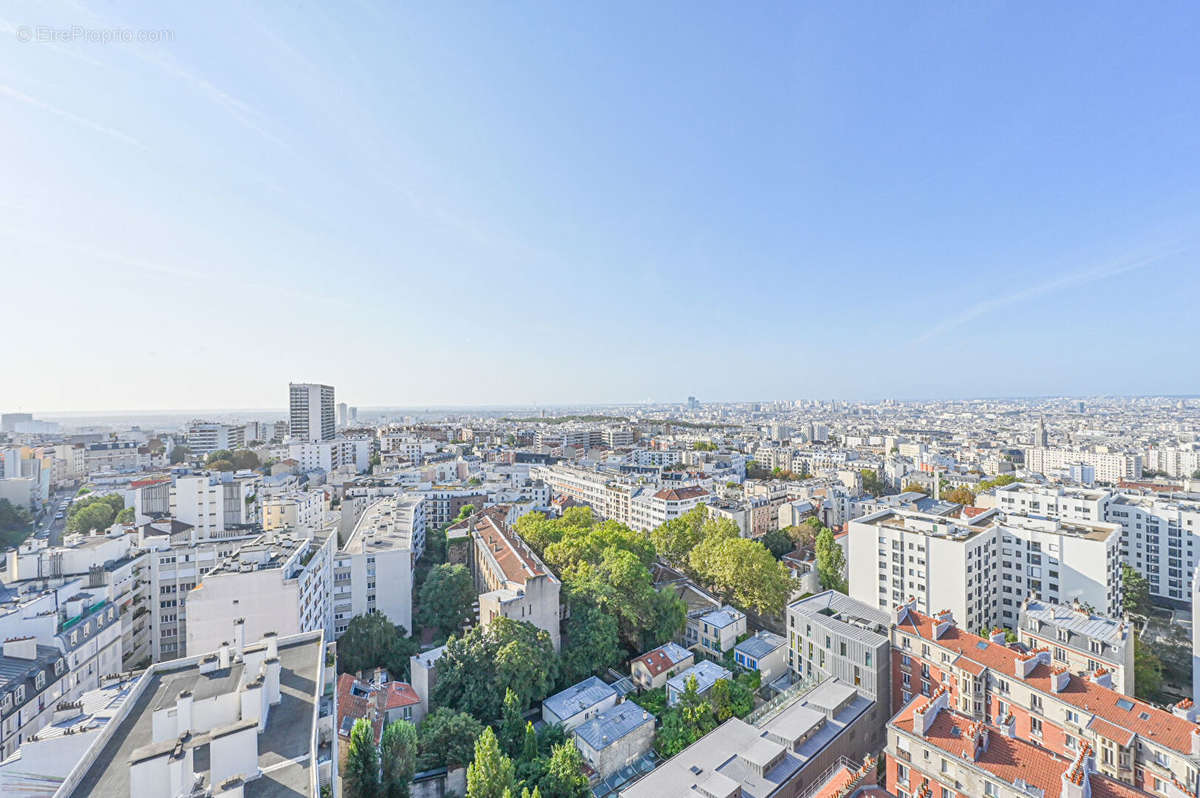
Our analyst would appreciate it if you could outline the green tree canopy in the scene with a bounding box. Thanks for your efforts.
[230,449,260,470]
[1122,565,1151,616]
[815,527,848,593]
[66,493,125,534]
[759,528,794,559]
[559,602,622,686]
[380,720,418,798]
[416,563,475,638]
[688,530,796,615]
[650,505,708,566]
[976,474,1018,491]
[0,499,34,547]
[537,741,589,798]
[433,617,558,722]
[466,727,516,798]
[169,445,189,464]
[345,717,381,798]
[337,613,418,681]
[1134,634,1163,700]
[499,688,526,758]
[206,449,234,464]
[416,708,484,770]
[860,469,891,497]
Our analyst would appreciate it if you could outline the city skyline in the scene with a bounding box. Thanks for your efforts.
[5,1,1199,409]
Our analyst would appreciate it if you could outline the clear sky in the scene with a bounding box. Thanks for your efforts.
[3,1,1198,412]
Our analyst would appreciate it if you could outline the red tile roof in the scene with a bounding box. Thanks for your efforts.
[897,607,1199,756]
[892,703,1150,798]
[631,644,691,677]
[652,486,709,501]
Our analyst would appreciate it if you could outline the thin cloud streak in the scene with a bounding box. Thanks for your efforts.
[910,248,1184,344]
[0,83,144,148]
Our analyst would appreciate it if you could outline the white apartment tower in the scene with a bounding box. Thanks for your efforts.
[289,382,336,442]
[848,507,1121,633]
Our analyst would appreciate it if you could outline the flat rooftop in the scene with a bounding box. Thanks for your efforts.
[343,496,421,554]
[69,634,323,798]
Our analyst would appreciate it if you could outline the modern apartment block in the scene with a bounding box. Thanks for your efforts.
[262,489,326,531]
[1017,596,1135,696]
[889,601,1200,795]
[184,421,242,457]
[184,528,335,656]
[289,382,336,442]
[848,507,1122,633]
[628,486,710,532]
[1024,447,1143,484]
[787,591,890,703]
[334,495,425,636]
[137,520,259,662]
[991,482,1200,607]
[469,507,562,651]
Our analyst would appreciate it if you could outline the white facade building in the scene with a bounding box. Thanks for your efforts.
[334,496,425,636]
[184,529,335,657]
[289,382,336,442]
[848,507,1121,633]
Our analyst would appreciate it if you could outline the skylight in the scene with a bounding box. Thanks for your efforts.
[1115,698,1134,711]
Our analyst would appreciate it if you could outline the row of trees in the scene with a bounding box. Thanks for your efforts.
[66,493,132,533]
[204,448,260,471]
[344,717,419,798]
[651,506,797,615]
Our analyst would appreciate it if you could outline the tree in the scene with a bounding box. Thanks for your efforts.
[0,499,33,548]
[206,449,234,464]
[1122,565,1151,616]
[337,613,419,681]
[230,449,260,470]
[976,474,1018,491]
[688,532,796,615]
[942,486,975,506]
[115,507,135,524]
[169,445,190,464]
[416,708,484,770]
[650,506,708,566]
[759,528,793,559]
[860,469,891,497]
[1134,634,1163,699]
[655,675,716,756]
[537,741,589,798]
[499,688,526,758]
[466,727,516,798]
[417,564,475,638]
[433,618,558,722]
[521,721,538,763]
[380,720,419,798]
[67,493,125,533]
[559,603,622,685]
[456,504,477,522]
[901,482,927,494]
[345,717,381,798]
[815,527,848,593]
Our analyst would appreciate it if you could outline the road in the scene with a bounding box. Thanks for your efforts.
[33,489,73,546]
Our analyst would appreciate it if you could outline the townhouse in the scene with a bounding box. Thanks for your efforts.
[889,601,1200,795]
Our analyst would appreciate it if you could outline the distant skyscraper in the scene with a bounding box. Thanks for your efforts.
[337,402,349,428]
[289,383,335,442]
[349,406,358,422]
[687,396,699,410]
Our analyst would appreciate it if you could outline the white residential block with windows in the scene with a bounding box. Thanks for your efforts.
[990,482,1200,606]
[184,529,335,657]
[334,495,425,636]
[848,507,1121,633]
[289,382,336,442]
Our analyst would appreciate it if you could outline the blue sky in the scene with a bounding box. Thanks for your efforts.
[3,1,1198,411]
